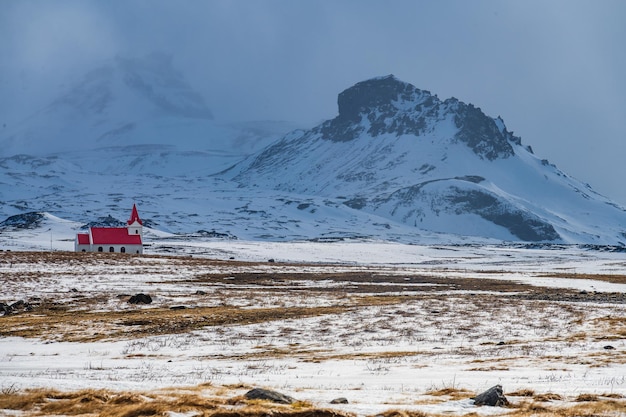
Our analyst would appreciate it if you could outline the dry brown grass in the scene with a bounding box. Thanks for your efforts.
[507,389,535,397]
[425,387,474,401]
[532,393,563,402]
[575,393,600,402]
[0,386,354,417]
[537,272,626,285]
[0,388,146,416]
[0,250,248,267]
[591,316,626,340]
[0,304,351,342]
[507,398,626,416]
[302,350,426,362]
[1,385,624,417]
[467,366,510,371]
[2,252,626,417]
[4,250,622,345]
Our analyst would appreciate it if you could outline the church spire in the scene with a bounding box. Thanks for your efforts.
[127,204,143,226]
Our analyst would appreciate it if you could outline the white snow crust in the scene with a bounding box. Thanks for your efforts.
[0,222,625,416]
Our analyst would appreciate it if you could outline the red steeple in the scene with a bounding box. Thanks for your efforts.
[127,204,143,226]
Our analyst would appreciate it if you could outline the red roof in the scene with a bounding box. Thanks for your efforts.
[90,227,142,245]
[127,203,143,225]
[77,233,90,245]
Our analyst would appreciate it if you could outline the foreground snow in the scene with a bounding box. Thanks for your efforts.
[0,223,625,416]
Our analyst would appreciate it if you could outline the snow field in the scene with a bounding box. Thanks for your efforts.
[0,244,624,416]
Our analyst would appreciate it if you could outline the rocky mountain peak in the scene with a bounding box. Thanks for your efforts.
[316,75,520,160]
[316,75,437,143]
[232,74,626,243]
[336,74,432,121]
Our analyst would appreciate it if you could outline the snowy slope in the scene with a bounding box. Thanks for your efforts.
[0,156,452,242]
[231,75,626,244]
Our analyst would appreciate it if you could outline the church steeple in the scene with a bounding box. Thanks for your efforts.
[127,203,143,226]
[127,204,143,236]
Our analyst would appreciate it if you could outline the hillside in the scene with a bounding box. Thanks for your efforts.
[230,75,626,243]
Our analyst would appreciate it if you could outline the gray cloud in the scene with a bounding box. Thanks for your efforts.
[1,0,625,204]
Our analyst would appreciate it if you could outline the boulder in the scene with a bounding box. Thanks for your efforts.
[330,397,349,404]
[472,385,509,407]
[128,294,152,304]
[244,388,295,404]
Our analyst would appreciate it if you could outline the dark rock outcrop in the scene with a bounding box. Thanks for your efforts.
[0,212,44,230]
[244,388,295,404]
[375,180,560,242]
[315,75,519,160]
[317,75,432,143]
[472,385,509,407]
[330,397,349,404]
[81,215,124,229]
[1,300,32,315]
[452,102,516,160]
[195,229,237,239]
[128,293,152,304]
[446,188,560,241]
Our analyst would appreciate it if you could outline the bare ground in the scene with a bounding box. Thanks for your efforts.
[0,251,624,416]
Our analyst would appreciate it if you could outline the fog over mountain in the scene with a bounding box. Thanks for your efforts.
[1,1,625,205]
[0,52,217,155]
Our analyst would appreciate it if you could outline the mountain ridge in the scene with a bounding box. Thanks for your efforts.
[1,68,625,245]
[316,75,519,160]
[231,75,626,243]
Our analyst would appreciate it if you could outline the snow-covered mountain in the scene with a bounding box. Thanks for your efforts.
[1,71,625,244]
[229,75,626,243]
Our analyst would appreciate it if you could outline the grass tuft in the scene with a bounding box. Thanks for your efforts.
[507,389,535,397]
[533,393,563,402]
[575,393,599,402]
[425,387,474,401]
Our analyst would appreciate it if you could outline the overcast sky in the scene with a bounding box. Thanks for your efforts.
[1,0,625,205]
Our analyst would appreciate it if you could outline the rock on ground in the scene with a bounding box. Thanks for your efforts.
[472,385,509,407]
[244,388,295,404]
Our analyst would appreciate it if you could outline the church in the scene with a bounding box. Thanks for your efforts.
[75,204,144,254]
